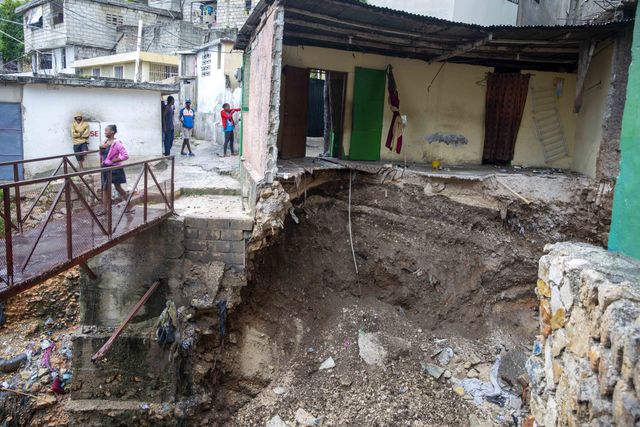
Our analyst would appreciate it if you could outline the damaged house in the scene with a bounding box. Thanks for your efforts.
[234,0,633,187]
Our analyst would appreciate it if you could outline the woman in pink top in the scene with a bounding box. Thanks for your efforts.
[100,124,129,213]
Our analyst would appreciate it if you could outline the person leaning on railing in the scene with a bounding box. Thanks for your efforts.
[71,112,90,170]
[99,124,131,215]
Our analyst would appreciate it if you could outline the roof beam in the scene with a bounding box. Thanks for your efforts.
[285,7,468,42]
[283,30,435,57]
[429,34,493,64]
[285,18,454,50]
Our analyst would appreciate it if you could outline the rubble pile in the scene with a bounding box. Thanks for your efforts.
[0,269,80,426]
[528,242,640,426]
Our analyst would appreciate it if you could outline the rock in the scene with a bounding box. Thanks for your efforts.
[552,329,569,357]
[540,299,552,325]
[358,331,411,366]
[421,362,445,380]
[453,385,465,396]
[339,377,352,387]
[589,346,602,371]
[272,387,287,396]
[295,408,322,426]
[499,349,528,387]
[266,415,288,427]
[560,281,574,312]
[35,395,56,409]
[537,279,551,298]
[434,347,454,366]
[550,286,564,314]
[466,369,479,379]
[551,308,566,330]
[318,357,335,370]
[443,370,452,379]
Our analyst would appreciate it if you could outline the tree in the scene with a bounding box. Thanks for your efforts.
[0,0,25,65]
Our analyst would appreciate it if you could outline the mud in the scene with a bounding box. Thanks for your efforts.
[212,171,607,426]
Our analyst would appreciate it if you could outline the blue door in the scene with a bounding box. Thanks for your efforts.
[0,103,24,180]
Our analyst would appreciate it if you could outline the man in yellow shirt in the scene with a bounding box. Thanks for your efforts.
[71,112,90,169]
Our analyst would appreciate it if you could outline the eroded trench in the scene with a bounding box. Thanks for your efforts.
[211,169,609,426]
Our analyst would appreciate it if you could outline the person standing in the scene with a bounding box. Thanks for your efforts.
[163,96,175,156]
[100,124,129,213]
[220,103,241,157]
[179,99,195,156]
[71,112,90,169]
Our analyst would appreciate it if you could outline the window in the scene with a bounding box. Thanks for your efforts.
[26,6,43,29]
[114,65,124,79]
[92,68,101,77]
[106,14,123,26]
[199,1,217,24]
[149,63,178,82]
[217,44,222,70]
[245,0,252,14]
[51,6,64,26]
[39,52,52,70]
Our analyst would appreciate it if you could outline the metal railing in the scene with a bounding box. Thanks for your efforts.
[0,154,175,299]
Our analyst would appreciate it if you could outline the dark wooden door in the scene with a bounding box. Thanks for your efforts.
[280,66,309,159]
[482,72,530,164]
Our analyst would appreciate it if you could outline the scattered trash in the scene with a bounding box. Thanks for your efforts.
[59,347,73,360]
[306,347,316,353]
[434,347,454,366]
[156,301,178,348]
[295,408,323,426]
[319,357,335,370]
[41,341,55,370]
[217,300,228,339]
[272,387,288,396]
[289,207,300,224]
[139,402,150,411]
[0,353,28,373]
[44,317,54,327]
[51,376,65,395]
[460,357,522,409]
[421,362,445,380]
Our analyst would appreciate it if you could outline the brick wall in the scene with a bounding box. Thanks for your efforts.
[528,242,640,426]
[183,216,253,269]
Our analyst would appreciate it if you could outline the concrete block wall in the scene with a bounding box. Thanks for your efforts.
[64,0,174,51]
[22,2,67,51]
[183,216,253,269]
[182,0,253,29]
[528,242,640,426]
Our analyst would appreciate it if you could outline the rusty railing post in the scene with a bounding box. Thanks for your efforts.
[65,177,72,260]
[170,156,175,212]
[143,163,148,223]
[3,186,13,286]
[12,164,22,233]
[107,169,112,238]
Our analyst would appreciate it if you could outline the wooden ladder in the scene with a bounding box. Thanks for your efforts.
[530,86,569,164]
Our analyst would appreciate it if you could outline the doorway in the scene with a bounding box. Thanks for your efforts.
[482,72,530,165]
[279,66,347,159]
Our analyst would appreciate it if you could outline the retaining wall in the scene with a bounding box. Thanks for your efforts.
[528,242,640,426]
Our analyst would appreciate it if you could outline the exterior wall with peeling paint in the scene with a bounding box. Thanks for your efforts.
[17,83,162,176]
[242,4,283,183]
[282,44,606,174]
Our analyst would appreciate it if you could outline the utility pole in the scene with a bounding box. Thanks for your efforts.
[134,19,143,83]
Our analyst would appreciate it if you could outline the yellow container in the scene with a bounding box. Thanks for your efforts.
[431,160,441,170]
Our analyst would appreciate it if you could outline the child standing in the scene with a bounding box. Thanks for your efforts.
[220,103,241,157]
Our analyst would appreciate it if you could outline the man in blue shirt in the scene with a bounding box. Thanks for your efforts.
[179,99,195,156]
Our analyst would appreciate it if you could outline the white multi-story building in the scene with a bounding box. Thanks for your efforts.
[368,0,519,26]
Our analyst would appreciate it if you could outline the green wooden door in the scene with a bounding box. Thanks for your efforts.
[350,67,385,161]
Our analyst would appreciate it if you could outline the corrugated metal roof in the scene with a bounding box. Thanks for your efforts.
[236,0,633,72]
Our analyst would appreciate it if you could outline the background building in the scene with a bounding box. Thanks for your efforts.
[368,0,519,26]
[72,51,179,82]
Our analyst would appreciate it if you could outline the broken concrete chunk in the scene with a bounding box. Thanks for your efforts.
[537,279,551,298]
[434,347,454,366]
[35,394,57,409]
[358,330,411,367]
[421,362,445,380]
[318,357,335,370]
[294,408,323,426]
[550,286,564,315]
[551,329,569,357]
[499,350,528,387]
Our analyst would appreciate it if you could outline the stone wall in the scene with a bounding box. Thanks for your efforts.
[528,242,640,426]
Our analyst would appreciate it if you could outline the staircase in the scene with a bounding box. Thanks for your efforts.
[530,86,569,164]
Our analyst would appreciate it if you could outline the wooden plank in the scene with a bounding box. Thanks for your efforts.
[429,34,493,64]
[574,40,596,113]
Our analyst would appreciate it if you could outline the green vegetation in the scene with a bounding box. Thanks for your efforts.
[0,0,25,65]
